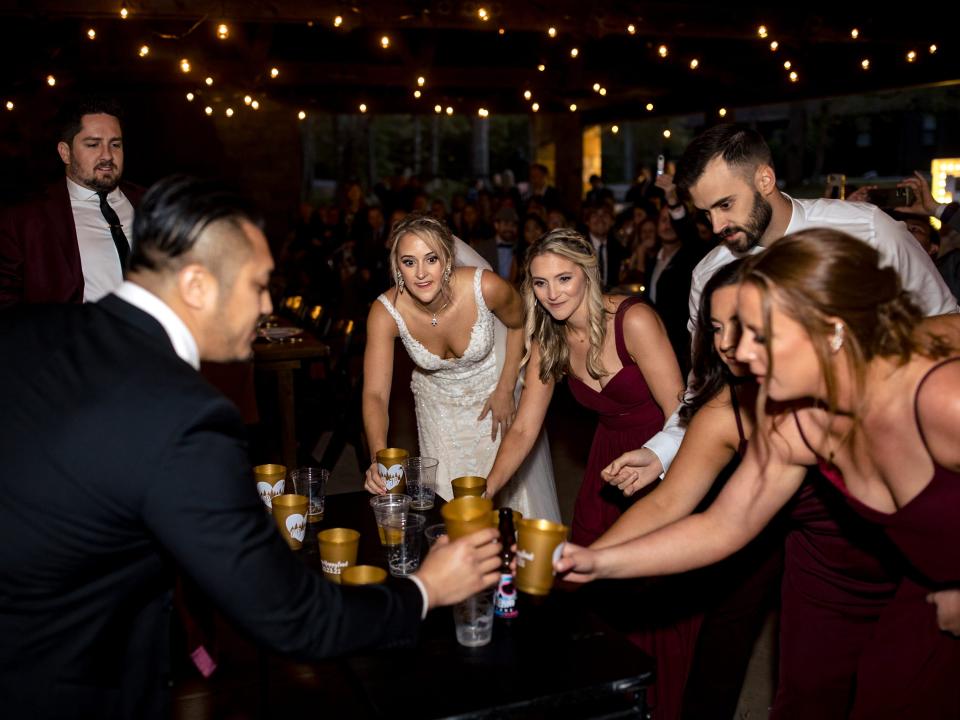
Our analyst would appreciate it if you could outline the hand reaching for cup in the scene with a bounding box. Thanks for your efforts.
[363,462,386,495]
[600,448,664,497]
[553,542,601,584]
[414,528,502,609]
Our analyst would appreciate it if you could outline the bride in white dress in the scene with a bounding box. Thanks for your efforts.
[362,213,560,522]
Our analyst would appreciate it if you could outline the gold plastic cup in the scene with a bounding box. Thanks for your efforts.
[376,448,409,495]
[272,494,308,550]
[516,518,569,596]
[341,565,388,586]
[317,528,360,583]
[441,496,494,540]
[253,464,286,511]
[451,475,486,498]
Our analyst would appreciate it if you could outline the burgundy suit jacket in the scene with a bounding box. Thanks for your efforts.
[0,178,145,307]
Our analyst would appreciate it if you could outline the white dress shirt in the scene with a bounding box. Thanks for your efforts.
[67,178,135,303]
[644,194,959,477]
[112,282,200,370]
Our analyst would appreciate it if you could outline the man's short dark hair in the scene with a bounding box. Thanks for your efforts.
[128,175,261,277]
[674,124,773,192]
[57,96,125,145]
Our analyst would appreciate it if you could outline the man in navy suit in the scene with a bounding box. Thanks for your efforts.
[0,176,501,719]
[0,97,144,307]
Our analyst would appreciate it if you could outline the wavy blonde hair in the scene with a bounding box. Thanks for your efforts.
[520,228,609,383]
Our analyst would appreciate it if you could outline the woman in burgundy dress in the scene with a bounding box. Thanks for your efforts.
[558,228,960,718]
[485,228,688,718]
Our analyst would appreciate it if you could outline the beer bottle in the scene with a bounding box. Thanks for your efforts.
[494,507,519,620]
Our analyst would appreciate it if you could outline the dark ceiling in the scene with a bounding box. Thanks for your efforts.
[2,1,956,122]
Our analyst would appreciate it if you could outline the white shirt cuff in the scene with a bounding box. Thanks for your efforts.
[407,575,430,619]
[668,204,686,221]
[642,408,686,475]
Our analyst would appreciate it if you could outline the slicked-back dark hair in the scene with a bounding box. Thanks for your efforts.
[57,96,125,145]
[128,175,261,275]
[674,124,773,192]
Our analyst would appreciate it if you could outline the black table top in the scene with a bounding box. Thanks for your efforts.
[269,491,655,719]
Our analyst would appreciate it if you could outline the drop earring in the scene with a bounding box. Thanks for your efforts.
[442,264,451,286]
[830,322,844,352]
[396,270,404,294]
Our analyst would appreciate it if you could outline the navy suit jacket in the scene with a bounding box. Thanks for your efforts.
[0,178,144,307]
[0,296,422,719]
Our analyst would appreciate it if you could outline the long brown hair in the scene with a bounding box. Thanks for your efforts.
[741,228,949,423]
[519,228,608,383]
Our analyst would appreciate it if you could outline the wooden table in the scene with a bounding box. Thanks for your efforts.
[252,332,329,470]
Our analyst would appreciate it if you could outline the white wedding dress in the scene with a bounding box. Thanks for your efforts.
[376,255,561,522]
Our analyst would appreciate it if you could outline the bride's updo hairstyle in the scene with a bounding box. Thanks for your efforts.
[520,228,608,384]
[741,228,949,419]
[388,212,456,302]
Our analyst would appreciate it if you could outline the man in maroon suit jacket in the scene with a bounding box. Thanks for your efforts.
[0,97,144,307]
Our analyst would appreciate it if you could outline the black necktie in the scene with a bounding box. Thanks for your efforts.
[98,191,129,268]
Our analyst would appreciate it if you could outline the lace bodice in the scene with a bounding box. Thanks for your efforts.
[376,267,497,398]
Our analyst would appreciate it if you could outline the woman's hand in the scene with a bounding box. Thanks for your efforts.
[927,589,960,636]
[363,461,387,495]
[479,386,517,441]
[554,542,600,583]
[600,448,664,497]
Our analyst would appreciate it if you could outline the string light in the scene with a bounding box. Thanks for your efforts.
[531,102,540,112]
[46,75,56,87]
[547,27,557,38]
[139,45,149,57]
[498,27,505,35]
[251,100,259,110]
[930,44,938,54]
[689,58,699,69]
[850,28,859,39]
[434,104,442,113]
[645,102,654,111]
[537,63,546,72]
[334,15,343,27]
[225,107,234,117]
[445,106,453,115]
[180,58,191,73]
[861,58,870,70]
[380,35,390,48]
[270,67,279,78]
[298,110,307,120]
[570,47,579,58]
[204,106,213,115]
[186,92,195,101]
[769,41,779,51]
[611,124,619,134]
[592,83,601,92]
[478,107,489,117]
[417,76,425,87]
[663,129,672,138]
[719,107,727,117]
[658,45,668,58]
[789,71,799,82]
[599,87,607,96]
[217,23,229,40]
[523,90,532,100]
[569,103,577,112]
[757,25,768,39]
[906,50,917,63]
[413,90,421,98]
[5,101,14,111]
[359,103,367,113]
[205,76,213,86]
[627,24,636,35]
[478,7,488,21]
[87,28,96,40]
[783,60,792,70]
[119,4,129,19]
[244,95,252,105]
